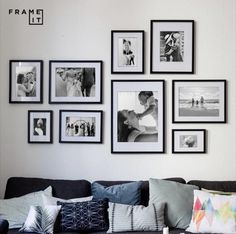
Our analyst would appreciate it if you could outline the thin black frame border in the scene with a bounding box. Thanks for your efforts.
[49,60,103,104]
[150,20,194,74]
[172,79,227,123]
[28,110,53,144]
[111,30,145,74]
[172,129,207,154]
[59,110,103,144]
[9,60,43,104]
[111,79,165,154]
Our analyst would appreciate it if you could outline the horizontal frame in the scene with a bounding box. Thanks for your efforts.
[172,129,206,154]
[49,60,102,104]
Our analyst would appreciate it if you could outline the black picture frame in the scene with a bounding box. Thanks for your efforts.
[59,110,103,143]
[49,60,103,104]
[172,80,227,123]
[150,20,194,74]
[111,80,165,153]
[172,129,206,154]
[28,110,53,144]
[111,30,144,74]
[9,60,43,103]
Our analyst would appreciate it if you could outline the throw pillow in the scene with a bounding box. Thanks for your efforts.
[91,181,142,205]
[107,202,165,233]
[19,205,61,234]
[201,188,236,195]
[42,194,93,206]
[186,190,236,233]
[58,199,109,232]
[149,178,198,229]
[0,186,52,229]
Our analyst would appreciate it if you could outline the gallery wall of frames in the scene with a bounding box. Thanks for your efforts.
[9,20,227,154]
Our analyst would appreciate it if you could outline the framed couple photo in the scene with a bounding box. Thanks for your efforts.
[111,80,165,153]
[151,20,194,74]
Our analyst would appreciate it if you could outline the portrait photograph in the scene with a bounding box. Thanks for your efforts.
[172,129,206,153]
[59,110,103,143]
[28,110,53,143]
[111,80,165,153]
[9,60,43,103]
[151,20,194,73]
[111,31,144,74]
[49,60,102,104]
[172,80,226,123]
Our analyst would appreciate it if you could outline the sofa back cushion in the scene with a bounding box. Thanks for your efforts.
[4,177,91,199]
[188,180,236,192]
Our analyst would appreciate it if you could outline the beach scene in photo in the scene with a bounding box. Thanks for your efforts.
[178,86,220,117]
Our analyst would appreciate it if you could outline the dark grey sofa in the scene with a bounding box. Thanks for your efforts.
[1,177,236,234]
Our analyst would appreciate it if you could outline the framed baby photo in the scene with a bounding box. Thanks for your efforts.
[28,110,53,144]
[172,80,226,123]
[59,110,103,143]
[49,60,102,104]
[150,20,194,74]
[9,60,43,103]
[111,80,165,153]
[111,30,144,74]
[172,129,206,154]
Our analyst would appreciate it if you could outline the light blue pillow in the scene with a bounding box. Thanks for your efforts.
[92,181,142,205]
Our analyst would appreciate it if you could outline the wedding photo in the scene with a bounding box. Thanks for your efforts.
[33,118,46,136]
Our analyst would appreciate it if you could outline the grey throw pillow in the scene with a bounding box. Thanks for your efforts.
[149,178,198,229]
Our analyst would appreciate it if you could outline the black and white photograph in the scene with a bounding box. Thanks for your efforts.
[151,20,194,73]
[9,60,43,103]
[49,61,102,104]
[172,129,206,153]
[111,31,144,74]
[111,80,165,153]
[28,110,53,143]
[173,80,226,123]
[59,110,103,143]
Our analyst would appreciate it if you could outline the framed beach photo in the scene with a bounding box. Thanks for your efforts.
[150,20,194,74]
[172,129,206,154]
[9,60,43,103]
[49,60,102,104]
[172,80,226,123]
[59,110,103,143]
[111,30,144,74]
[111,80,165,153]
[28,110,53,144]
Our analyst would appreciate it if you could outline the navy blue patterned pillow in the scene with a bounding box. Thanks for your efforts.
[57,199,109,232]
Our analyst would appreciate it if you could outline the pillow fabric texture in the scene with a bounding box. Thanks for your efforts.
[19,205,61,234]
[58,199,109,232]
[0,186,52,229]
[186,190,236,233]
[91,181,142,205]
[107,202,165,233]
[201,188,236,195]
[149,178,198,229]
[42,194,93,206]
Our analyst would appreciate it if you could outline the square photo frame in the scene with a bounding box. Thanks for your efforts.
[49,60,102,104]
[150,20,194,74]
[111,30,144,74]
[111,80,165,153]
[28,110,53,143]
[172,129,206,154]
[172,80,226,123]
[9,60,43,103]
[59,110,103,143]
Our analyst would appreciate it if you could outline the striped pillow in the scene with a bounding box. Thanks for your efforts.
[107,202,165,233]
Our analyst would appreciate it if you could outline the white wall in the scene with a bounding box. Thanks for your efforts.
[0,0,235,198]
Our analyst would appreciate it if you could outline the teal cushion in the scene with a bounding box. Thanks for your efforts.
[92,181,142,205]
[149,178,198,229]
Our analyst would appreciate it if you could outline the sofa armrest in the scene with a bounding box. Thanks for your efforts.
[0,219,9,234]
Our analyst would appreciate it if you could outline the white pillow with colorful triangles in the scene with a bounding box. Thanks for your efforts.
[186,190,236,233]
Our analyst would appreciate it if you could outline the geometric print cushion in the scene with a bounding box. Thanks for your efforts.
[186,190,236,233]
[19,205,61,234]
[57,199,109,232]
